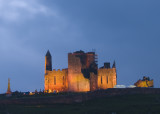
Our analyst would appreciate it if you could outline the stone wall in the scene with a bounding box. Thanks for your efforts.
[98,68,117,89]
[68,53,90,92]
[90,72,98,91]
[134,80,154,87]
[44,69,68,92]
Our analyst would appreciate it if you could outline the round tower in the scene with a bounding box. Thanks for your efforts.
[45,50,52,73]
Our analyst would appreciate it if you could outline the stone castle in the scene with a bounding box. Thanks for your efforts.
[44,50,117,93]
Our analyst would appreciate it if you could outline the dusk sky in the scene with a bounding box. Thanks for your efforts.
[0,0,160,93]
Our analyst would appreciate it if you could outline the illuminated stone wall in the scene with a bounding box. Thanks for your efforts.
[98,68,117,89]
[44,69,68,93]
[134,80,154,87]
[68,53,90,92]
[90,73,98,91]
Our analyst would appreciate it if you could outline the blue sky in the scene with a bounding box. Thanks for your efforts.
[0,0,160,93]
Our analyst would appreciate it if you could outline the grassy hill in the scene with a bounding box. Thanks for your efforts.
[0,94,160,114]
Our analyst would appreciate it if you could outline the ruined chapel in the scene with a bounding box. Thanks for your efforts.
[44,50,117,93]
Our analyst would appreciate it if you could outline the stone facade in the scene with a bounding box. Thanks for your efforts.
[45,69,68,92]
[44,50,117,93]
[98,67,117,89]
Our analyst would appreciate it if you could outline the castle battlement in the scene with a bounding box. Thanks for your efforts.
[68,50,96,55]
[52,69,67,72]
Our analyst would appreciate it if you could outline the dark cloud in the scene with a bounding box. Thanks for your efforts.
[0,0,160,93]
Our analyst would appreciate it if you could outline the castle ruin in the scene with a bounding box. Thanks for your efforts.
[44,50,117,92]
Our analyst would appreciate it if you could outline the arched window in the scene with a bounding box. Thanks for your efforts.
[54,76,56,85]
[101,76,102,84]
[63,76,65,85]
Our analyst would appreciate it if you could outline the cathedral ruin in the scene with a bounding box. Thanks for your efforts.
[44,50,117,93]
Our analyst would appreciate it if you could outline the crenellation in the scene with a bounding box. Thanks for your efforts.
[52,69,67,71]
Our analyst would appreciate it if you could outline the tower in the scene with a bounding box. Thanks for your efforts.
[68,50,98,92]
[45,50,52,73]
[6,78,11,94]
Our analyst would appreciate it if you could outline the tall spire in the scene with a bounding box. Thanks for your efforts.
[112,60,116,68]
[6,78,11,94]
[45,50,52,73]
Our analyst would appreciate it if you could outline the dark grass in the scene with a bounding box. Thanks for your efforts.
[1,94,160,114]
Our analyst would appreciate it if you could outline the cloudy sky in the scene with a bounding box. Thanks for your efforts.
[0,0,160,93]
